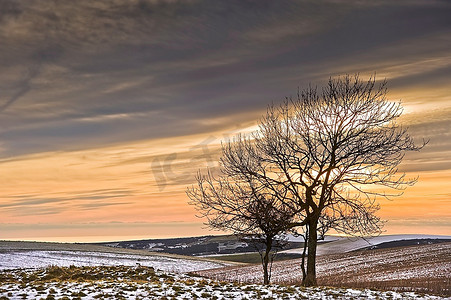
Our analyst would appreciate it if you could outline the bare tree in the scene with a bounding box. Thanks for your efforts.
[215,75,425,286]
[238,224,289,285]
[187,170,297,285]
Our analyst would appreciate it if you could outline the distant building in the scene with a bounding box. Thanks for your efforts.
[218,241,248,252]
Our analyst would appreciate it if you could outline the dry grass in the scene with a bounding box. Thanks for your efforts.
[315,242,451,297]
[0,265,157,284]
[318,278,451,297]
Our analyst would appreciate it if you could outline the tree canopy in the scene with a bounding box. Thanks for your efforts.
[188,74,425,286]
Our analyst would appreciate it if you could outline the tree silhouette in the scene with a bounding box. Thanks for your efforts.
[188,74,425,286]
[187,170,297,284]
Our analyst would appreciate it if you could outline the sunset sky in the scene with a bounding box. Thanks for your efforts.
[0,0,450,242]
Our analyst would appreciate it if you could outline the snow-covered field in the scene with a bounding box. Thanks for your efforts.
[0,240,232,273]
[0,265,446,299]
[0,250,228,273]
[1,240,450,299]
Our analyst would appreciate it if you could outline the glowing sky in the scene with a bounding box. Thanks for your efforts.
[0,0,450,242]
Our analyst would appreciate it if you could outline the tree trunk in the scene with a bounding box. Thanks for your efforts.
[300,226,308,282]
[303,219,318,286]
[262,236,272,285]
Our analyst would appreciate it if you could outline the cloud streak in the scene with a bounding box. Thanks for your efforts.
[0,189,134,217]
[0,0,450,239]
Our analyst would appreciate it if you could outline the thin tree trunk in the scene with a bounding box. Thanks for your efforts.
[303,219,318,286]
[300,226,308,282]
[262,236,272,285]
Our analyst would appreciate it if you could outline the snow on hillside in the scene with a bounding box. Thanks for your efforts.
[199,242,451,286]
[284,234,451,255]
[286,234,343,243]
[0,250,228,272]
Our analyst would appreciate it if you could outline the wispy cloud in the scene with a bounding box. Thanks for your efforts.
[1,189,134,216]
[0,0,450,239]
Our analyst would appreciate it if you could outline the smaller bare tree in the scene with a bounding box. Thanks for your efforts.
[187,171,295,285]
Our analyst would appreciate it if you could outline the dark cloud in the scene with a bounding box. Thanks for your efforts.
[0,1,22,23]
[389,66,451,90]
[0,44,63,113]
[0,0,450,158]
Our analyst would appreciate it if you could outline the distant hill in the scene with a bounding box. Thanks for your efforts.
[283,234,451,256]
[93,234,451,258]
[93,235,303,256]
